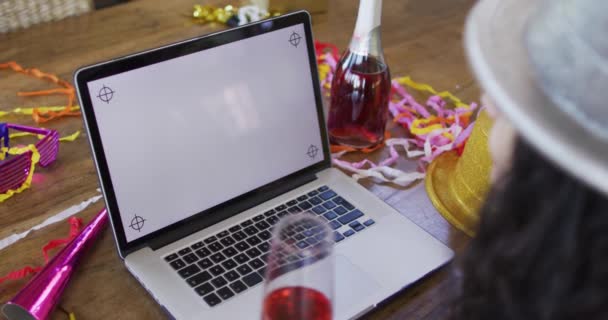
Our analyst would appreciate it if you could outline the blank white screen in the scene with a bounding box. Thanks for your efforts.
[87,24,323,242]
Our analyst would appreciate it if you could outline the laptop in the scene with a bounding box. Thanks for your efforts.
[74,11,453,320]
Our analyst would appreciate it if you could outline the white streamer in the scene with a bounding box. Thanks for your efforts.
[0,194,103,251]
[331,138,428,186]
[386,138,426,158]
[332,158,425,186]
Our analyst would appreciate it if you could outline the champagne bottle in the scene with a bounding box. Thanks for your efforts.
[328,0,391,148]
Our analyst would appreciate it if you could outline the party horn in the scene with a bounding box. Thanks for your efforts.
[2,208,108,320]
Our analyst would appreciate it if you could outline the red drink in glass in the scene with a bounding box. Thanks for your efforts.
[261,214,334,320]
[328,50,391,148]
[262,286,332,320]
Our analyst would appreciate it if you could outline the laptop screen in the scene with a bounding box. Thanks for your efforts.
[86,23,325,242]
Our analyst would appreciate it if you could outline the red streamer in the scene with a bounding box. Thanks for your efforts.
[0,217,83,285]
[314,41,340,61]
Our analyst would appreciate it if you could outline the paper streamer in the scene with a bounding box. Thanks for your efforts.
[0,194,103,252]
[333,157,426,186]
[58,306,77,320]
[0,217,83,285]
[315,41,482,186]
[394,76,469,109]
[0,266,42,285]
[331,138,426,186]
[0,62,81,123]
[0,106,80,119]
[6,130,80,142]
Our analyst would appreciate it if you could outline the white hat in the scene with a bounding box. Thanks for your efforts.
[464,0,608,194]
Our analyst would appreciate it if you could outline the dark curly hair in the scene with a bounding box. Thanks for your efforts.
[451,137,608,319]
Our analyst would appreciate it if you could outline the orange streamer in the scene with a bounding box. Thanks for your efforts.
[330,131,392,154]
[0,62,81,123]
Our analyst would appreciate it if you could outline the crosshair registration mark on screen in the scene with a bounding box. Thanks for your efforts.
[97,85,115,103]
[289,31,302,47]
[129,214,146,232]
[307,144,319,159]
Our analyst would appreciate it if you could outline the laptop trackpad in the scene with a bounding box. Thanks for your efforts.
[335,254,382,318]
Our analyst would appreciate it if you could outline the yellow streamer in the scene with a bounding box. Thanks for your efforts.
[410,120,444,135]
[0,144,40,202]
[410,115,466,136]
[7,130,81,141]
[0,106,80,118]
[59,131,80,142]
[318,55,330,76]
[395,76,470,109]
[318,65,331,86]
[8,132,31,139]
[393,76,475,138]
[58,306,77,320]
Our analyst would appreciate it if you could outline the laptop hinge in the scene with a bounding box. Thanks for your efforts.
[148,172,318,251]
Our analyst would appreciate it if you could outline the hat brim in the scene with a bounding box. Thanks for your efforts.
[464,0,608,194]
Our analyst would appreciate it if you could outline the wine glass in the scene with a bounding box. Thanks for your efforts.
[261,213,334,320]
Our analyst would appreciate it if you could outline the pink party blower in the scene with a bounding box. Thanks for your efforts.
[2,208,108,320]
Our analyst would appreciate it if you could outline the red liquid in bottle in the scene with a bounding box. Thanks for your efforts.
[262,286,332,320]
[328,50,391,148]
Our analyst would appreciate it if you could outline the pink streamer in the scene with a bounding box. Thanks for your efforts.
[316,43,482,186]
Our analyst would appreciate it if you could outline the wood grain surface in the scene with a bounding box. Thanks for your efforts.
[0,0,478,318]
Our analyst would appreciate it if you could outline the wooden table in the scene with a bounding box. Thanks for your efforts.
[0,0,478,318]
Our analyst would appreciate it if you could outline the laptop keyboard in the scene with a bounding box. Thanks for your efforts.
[163,185,375,307]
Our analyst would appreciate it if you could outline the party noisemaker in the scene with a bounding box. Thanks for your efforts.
[2,208,108,320]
